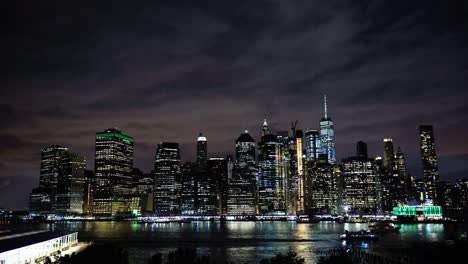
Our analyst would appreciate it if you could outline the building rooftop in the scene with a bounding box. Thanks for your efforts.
[0,230,66,253]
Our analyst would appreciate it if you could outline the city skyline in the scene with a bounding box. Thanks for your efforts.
[2,1,468,210]
[0,109,464,210]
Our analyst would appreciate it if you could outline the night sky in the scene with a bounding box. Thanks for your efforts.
[1,0,468,210]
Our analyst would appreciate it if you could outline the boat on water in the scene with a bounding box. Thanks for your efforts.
[340,230,378,241]
[296,215,320,223]
[367,222,400,233]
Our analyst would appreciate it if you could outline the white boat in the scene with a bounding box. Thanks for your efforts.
[340,230,378,241]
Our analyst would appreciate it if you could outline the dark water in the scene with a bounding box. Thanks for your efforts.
[2,221,467,263]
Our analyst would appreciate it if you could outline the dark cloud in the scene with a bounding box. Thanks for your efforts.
[1,0,468,209]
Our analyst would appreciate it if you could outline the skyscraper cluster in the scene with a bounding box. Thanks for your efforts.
[28,97,467,218]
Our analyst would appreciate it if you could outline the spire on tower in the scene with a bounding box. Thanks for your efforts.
[262,115,270,137]
[324,94,328,119]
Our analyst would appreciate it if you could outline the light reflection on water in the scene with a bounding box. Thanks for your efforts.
[2,221,466,264]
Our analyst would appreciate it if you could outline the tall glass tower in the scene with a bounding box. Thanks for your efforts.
[196,133,207,169]
[319,95,336,164]
[419,125,439,203]
[227,131,257,215]
[94,128,134,215]
[304,129,321,161]
[153,142,182,216]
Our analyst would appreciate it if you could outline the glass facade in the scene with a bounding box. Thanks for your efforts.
[319,96,336,164]
[196,133,207,169]
[341,156,378,214]
[305,129,321,161]
[419,125,439,203]
[305,156,337,214]
[258,134,287,215]
[227,131,257,216]
[153,142,182,216]
[29,145,85,216]
[93,128,134,216]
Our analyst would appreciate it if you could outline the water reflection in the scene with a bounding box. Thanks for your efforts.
[2,221,463,264]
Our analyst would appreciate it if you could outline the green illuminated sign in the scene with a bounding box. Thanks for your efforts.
[392,206,442,216]
[132,209,138,216]
[393,206,416,216]
[96,133,134,142]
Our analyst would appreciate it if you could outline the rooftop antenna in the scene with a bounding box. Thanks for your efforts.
[324,94,328,119]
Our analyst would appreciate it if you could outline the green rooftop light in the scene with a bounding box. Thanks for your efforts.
[96,132,134,142]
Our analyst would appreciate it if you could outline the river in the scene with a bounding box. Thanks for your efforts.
[2,221,467,263]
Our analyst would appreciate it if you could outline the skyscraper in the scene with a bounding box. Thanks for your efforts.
[383,138,395,169]
[295,130,305,214]
[381,138,395,211]
[341,142,378,214]
[181,162,196,215]
[395,147,408,203]
[29,145,86,216]
[93,128,134,216]
[356,141,368,158]
[257,127,288,215]
[34,145,69,214]
[197,133,207,169]
[420,125,440,203]
[319,95,336,164]
[304,129,321,161]
[227,131,257,216]
[262,118,270,137]
[207,157,229,215]
[373,157,384,214]
[55,153,86,215]
[277,131,294,215]
[153,142,182,216]
[305,154,336,214]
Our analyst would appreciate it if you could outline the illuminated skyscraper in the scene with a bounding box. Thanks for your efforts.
[262,118,270,137]
[197,133,207,169]
[153,142,182,216]
[181,162,196,215]
[33,145,69,214]
[258,124,288,215]
[207,157,229,215]
[419,125,440,203]
[93,128,134,216]
[295,130,305,214]
[304,129,321,161]
[227,131,257,215]
[383,138,395,169]
[30,145,86,216]
[395,147,408,200]
[381,138,395,211]
[319,95,336,164]
[373,157,384,214]
[277,131,294,215]
[55,153,86,215]
[341,142,378,214]
[305,154,336,214]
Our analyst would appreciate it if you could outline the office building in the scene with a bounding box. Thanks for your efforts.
[419,125,440,203]
[93,128,134,216]
[153,142,182,216]
[227,131,257,216]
